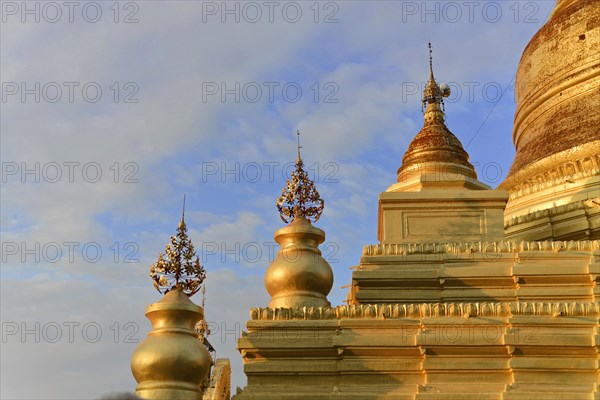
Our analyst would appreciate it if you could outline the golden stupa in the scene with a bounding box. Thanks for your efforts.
[233,2,599,396]
[265,133,334,309]
[396,44,478,185]
[131,204,230,400]
[500,0,600,241]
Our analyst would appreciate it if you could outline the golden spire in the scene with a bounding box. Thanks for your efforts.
[395,43,477,184]
[178,194,186,229]
[429,41,435,80]
[297,129,302,162]
[422,42,451,117]
[276,131,324,224]
[150,196,207,296]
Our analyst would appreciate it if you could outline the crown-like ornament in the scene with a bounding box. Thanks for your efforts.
[276,131,324,224]
[150,196,206,296]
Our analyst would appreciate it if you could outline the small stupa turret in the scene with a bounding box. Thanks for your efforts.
[379,44,508,244]
[391,43,485,191]
[264,131,334,308]
[131,199,211,400]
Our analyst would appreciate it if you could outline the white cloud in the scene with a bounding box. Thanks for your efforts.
[0,268,267,399]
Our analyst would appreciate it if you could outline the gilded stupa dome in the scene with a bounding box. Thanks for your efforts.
[501,0,599,190]
[500,0,600,241]
[399,119,476,180]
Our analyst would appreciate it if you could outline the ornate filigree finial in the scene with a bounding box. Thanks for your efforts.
[150,197,206,296]
[422,42,451,114]
[276,131,324,224]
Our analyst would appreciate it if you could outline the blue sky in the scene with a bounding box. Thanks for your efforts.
[1,1,556,398]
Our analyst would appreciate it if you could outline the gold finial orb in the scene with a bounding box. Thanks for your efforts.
[150,197,207,297]
[276,131,324,224]
[440,83,451,98]
[264,216,333,308]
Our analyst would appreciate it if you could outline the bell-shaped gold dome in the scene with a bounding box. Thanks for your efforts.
[265,215,333,308]
[398,109,476,181]
[131,289,211,400]
[499,0,599,240]
[501,0,599,190]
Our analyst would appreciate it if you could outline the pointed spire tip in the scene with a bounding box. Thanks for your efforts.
[429,42,434,78]
[179,194,187,227]
[296,130,302,162]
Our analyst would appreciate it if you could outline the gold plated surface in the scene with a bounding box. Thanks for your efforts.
[503,0,599,186]
[150,199,207,296]
[276,131,324,223]
[250,300,600,320]
[131,289,211,400]
[235,8,600,398]
[132,206,212,399]
[267,135,333,308]
[397,44,477,183]
[264,215,333,308]
[499,0,600,240]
